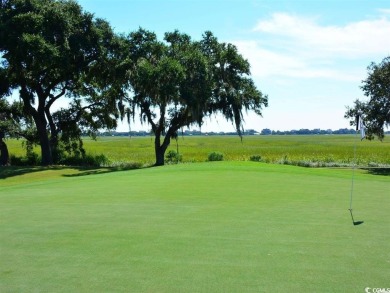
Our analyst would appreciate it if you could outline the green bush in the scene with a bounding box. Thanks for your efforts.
[26,152,40,165]
[8,153,109,167]
[59,154,110,167]
[109,161,143,170]
[9,153,40,166]
[165,150,182,164]
[208,152,224,161]
[249,155,262,162]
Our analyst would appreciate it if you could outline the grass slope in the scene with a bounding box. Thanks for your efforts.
[1,162,389,292]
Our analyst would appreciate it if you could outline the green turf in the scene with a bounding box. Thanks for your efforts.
[1,162,389,292]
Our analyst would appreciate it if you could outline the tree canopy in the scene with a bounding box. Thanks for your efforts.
[126,29,268,165]
[345,56,390,140]
[1,1,267,167]
[0,0,127,165]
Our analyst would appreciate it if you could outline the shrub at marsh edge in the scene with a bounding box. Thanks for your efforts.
[249,155,262,162]
[165,150,182,164]
[208,152,224,161]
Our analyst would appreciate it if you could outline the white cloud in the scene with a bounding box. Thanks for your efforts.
[378,8,390,15]
[253,12,390,58]
[231,12,390,81]
[233,40,363,81]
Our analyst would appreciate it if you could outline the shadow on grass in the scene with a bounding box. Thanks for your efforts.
[62,164,146,177]
[363,168,390,176]
[0,166,47,179]
[0,163,148,180]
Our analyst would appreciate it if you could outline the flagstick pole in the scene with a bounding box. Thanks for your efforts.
[350,115,365,213]
[349,129,358,212]
[349,115,366,226]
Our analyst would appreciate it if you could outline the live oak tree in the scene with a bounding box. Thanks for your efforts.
[127,29,268,166]
[200,31,268,134]
[345,56,390,140]
[1,1,267,167]
[0,0,126,165]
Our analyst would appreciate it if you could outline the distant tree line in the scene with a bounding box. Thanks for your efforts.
[261,128,358,135]
[98,127,390,137]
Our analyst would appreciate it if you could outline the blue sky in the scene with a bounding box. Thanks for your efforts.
[78,0,390,132]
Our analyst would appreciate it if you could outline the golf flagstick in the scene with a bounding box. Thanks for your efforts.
[349,115,364,226]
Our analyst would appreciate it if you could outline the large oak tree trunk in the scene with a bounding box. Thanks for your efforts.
[154,130,173,166]
[23,89,53,166]
[155,145,166,166]
[38,127,52,166]
[32,113,53,166]
[39,131,53,166]
[154,136,169,166]
[0,131,9,166]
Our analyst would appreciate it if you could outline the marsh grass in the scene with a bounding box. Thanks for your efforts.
[5,135,390,167]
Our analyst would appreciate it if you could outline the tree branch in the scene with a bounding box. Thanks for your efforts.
[140,101,157,133]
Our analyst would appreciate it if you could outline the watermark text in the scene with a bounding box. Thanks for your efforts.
[365,288,390,293]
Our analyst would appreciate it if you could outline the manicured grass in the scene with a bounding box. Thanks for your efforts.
[6,135,390,166]
[1,162,389,292]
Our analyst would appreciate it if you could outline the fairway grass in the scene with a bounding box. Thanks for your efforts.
[1,162,389,292]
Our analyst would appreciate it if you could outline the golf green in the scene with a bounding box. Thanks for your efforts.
[0,162,389,292]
